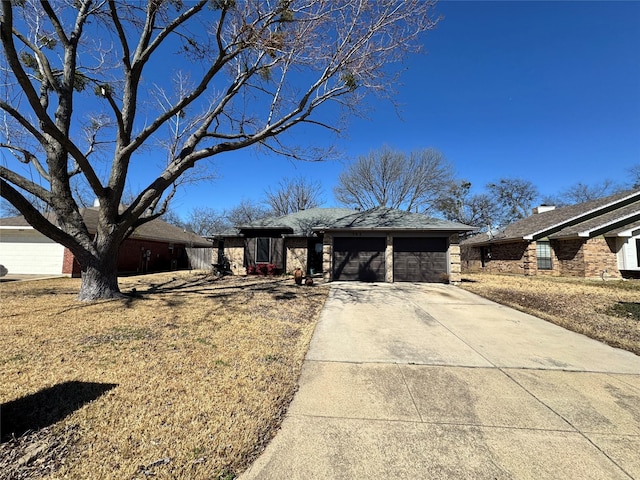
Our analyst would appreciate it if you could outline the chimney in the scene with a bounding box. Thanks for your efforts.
[532,205,555,214]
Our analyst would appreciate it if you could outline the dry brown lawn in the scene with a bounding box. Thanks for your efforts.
[0,272,329,479]
[459,273,640,356]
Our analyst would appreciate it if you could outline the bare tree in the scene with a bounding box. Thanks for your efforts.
[434,180,496,230]
[226,199,271,227]
[559,180,621,204]
[265,176,324,216]
[334,146,454,212]
[486,178,539,226]
[0,0,439,299]
[627,164,640,189]
[161,209,187,229]
[186,206,230,237]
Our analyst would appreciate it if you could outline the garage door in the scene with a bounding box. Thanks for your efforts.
[333,237,386,282]
[0,229,64,275]
[393,237,447,282]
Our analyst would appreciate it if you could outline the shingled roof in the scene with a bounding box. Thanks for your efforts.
[317,207,476,232]
[0,208,210,247]
[236,208,357,236]
[229,207,475,236]
[464,189,640,246]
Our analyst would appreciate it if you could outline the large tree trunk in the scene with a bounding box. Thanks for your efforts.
[77,247,123,301]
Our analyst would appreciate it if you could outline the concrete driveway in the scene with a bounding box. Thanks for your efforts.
[241,282,640,479]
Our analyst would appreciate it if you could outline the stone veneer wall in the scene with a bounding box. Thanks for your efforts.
[224,237,246,275]
[322,233,333,281]
[449,234,461,282]
[385,235,393,282]
[285,237,308,274]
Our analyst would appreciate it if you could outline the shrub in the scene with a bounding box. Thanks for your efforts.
[248,264,279,276]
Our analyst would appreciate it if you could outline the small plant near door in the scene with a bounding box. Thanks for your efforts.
[247,264,279,276]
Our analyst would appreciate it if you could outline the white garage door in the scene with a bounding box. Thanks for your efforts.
[0,229,64,275]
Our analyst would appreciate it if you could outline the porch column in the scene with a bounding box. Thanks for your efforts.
[385,234,393,282]
[322,233,333,281]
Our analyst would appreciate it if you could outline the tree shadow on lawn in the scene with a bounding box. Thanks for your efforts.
[1,381,117,442]
[124,275,316,304]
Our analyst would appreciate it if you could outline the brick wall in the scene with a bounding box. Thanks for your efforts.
[118,238,186,274]
[552,238,584,277]
[62,238,188,277]
[583,236,621,278]
[474,241,530,275]
[62,247,81,277]
[462,242,532,275]
[463,236,622,279]
[460,243,482,273]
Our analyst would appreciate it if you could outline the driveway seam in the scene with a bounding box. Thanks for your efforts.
[396,363,424,423]
[305,358,634,373]
[500,368,636,480]
[283,413,594,434]
[405,295,499,368]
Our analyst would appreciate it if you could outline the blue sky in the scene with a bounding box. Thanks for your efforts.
[164,0,640,217]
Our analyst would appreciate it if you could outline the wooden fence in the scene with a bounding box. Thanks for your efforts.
[186,247,213,270]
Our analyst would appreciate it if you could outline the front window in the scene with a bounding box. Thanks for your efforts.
[536,241,553,270]
[256,237,271,263]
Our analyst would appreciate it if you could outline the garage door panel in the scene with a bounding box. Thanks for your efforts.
[333,237,385,282]
[0,230,64,275]
[393,237,448,283]
[394,237,447,252]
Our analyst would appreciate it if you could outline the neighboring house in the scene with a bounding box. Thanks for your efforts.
[0,208,211,276]
[461,189,640,279]
[214,207,475,283]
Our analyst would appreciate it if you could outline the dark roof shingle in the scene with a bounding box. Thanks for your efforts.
[320,207,476,231]
[463,189,640,245]
[0,208,210,247]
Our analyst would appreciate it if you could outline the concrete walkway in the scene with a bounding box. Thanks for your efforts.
[241,282,640,479]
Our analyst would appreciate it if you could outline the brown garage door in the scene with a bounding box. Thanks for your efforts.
[333,237,386,282]
[393,237,447,282]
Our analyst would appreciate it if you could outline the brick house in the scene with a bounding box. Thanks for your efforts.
[0,208,211,276]
[214,207,475,283]
[461,189,640,279]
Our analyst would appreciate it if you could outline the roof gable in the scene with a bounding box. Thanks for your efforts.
[522,190,640,240]
[464,189,640,245]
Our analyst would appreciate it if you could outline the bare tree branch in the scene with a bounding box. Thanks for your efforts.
[265,176,325,216]
[1,0,440,299]
[335,146,453,213]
